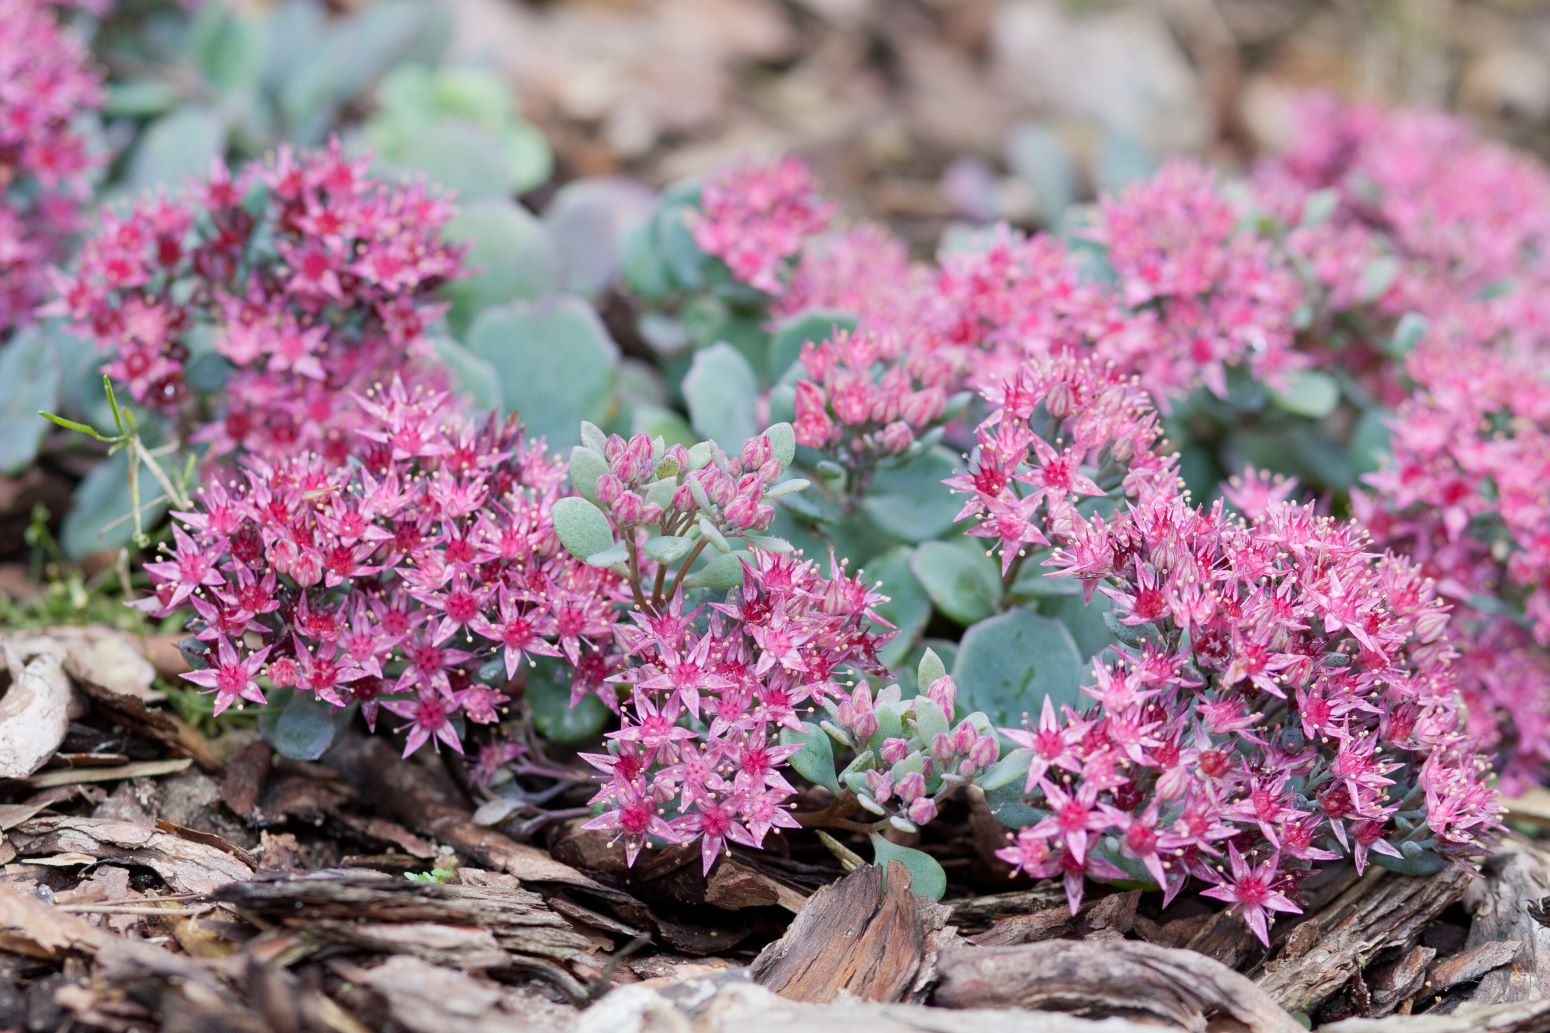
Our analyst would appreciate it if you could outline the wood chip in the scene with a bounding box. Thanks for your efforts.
[326,734,616,895]
[751,862,947,1004]
[22,757,191,789]
[933,936,1302,1033]
[1458,843,1550,1005]
[1253,863,1472,1013]
[1320,997,1550,1033]
[0,643,71,780]
[579,976,1209,1033]
[11,815,253,894]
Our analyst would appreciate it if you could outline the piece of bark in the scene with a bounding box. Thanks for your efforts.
[1428,940,1522,995]
[945,886,1067,932]
[580,977,1218,1033]
[335,956,575,1033]
[1457,842,1550,1005]
[970,889,1138,946]
[0,881,112,959]
[22,757,191,789]
[704,855,807,913]
[1320,997,1550,1032]
[210,867,601,967]
[933,938,1302,1033]
[0,643,71,779]
[325,733,612,894]
[751,862,948,1004]
[1367,944,1437,1015]
[11,815,254,894]
[1253,864,1472,1014]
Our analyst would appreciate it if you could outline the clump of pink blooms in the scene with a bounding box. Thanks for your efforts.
[1256,97,1550,789]
[1092,159,1304,400]
[951,354,1498,945]
[690,156,834,296]
[582,548,891,874]
[1356,337,1550,791]
[792,327,953,474]
[0,0,104,336]
[138,380,625,756]
[826,669,1001,833]
[568,426,906,871]
[53,142,465,464]
[705,157,1306,416]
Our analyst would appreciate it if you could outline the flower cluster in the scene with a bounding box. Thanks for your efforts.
[825,666,1000,832]
[1092,160,1303,400]
[1355,338,1550,790]
[792,327,953,469]
[586,430,785,546]
[139,381,624,755]
[0,0,104,336]
[582,549,891,874]
[53,142,466,464]
[953,354,1497,944]
[1256,97,1550,787]
[690,156,834,296]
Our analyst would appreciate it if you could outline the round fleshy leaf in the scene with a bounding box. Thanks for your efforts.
[129,108,227,190]
[543,178,655,295]
[551,496,614,562]
[1269,370,1340,420]
[861,446,963,543]
[768,309,858,382]
[443,199,562,335]
[682,549,750,591]
[0,329,61,476]
[911,539,1001,626]
[434,337,502,412]
[527,658,610,745]
[259,689,350,761]
[780,722,839,793]
[683,342,759,452]
[568,446,609,503]
[860,547,930,670]
[466,297,619,448]
[953,608,1084,730]
[871,835,947,900]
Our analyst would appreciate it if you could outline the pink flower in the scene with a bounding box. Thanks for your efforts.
[1199,846,1302,947]
[691,156,834,295]
[182,639,271,716]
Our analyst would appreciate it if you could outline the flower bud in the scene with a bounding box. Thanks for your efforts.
[877,421,914,455]
[926,675,957,717]
[865,769,893,803]
[595,474,623,506]
[740,435,772,470]
[879,737,911,766]
[907,796,937,826]
[931,732,954,761]
[613,491,643,525]
[896,770,926,804]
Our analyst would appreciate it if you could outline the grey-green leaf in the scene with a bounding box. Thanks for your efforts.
[780,722,839,793]
[466,297,619,448]
[861,446,963,543]
[911,539,1001,626]
[953,608,1084,729]
[551,496,615,562]
[871,836,947,900]
[683,342,759,451]
[0,329,61,476]
[442,199,561,336]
